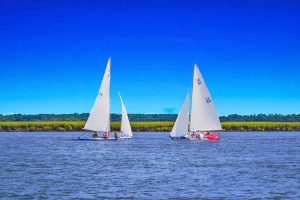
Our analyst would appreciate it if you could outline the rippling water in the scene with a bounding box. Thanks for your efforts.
[0,132,300,199]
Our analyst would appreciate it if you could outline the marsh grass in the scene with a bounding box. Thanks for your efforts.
[0,121,300,132]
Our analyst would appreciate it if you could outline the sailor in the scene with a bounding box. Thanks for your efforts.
[114,132,119,139]
[191,132,196,139]
[197,130,205,140]
[196,130,201,139]
[204,131,210,138]
[188,132,194,140]
[196,131,201,139]
[103,132,109,139]
[92,132,99,138]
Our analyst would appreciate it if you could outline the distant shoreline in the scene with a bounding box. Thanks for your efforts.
[0,121,299,132]
[1,113,300,122]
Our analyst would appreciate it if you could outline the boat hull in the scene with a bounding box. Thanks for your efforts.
[204,134,220,141]
[78,137,132,141]
[187,133,220,141]
[169,135,188,139]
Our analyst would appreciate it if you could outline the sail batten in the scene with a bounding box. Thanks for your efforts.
[189,64,222,132]
[119,92,133,137]
[84,58,111,132]
[170,95,189,137]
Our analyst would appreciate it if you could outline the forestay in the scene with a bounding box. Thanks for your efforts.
[190,64,222,131]
[119,92,133,137]
[170,95,189,137]
[84,58,111,132]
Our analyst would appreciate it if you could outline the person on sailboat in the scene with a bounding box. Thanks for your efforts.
[92,132,99,138]
[204,132,210,139]
[189,131,196,140]
[196,130,200,139]
[114,132,119,139]
[196,130,205,140]
[103,132,109,139]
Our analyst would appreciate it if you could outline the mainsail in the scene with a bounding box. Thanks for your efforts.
[170,95,189,137]
[84,58,111,132]
[119,92,133,137]
[190,64,222,131]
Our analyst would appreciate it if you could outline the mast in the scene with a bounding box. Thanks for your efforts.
[189,64,195,132]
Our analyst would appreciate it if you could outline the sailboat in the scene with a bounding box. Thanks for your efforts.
[170,64,222,140]
[79,58,133,140]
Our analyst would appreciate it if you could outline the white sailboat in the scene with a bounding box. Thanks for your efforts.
[79,58,133,140]
[170,64,222,140]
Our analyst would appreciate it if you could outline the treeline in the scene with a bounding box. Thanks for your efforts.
[0,113,299,122]
[0,113,177,122]
[219,114,300,122]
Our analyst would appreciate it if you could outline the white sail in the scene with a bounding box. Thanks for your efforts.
[83,58,111,132]
[119,92,132,137]
[170,95,189,138]
[190,64,222,131]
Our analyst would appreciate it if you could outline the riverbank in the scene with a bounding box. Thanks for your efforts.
[0,121,300,132]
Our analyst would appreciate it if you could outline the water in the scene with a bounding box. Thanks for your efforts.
[0,132,300,199]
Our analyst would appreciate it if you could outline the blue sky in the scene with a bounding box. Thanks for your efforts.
[0,0,299,115]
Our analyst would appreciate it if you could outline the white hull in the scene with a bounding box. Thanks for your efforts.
[187,137,207,141]
[169,135,188,139]
[78,136,132,141]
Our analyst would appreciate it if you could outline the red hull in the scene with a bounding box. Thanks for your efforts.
[204,134,220,140]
